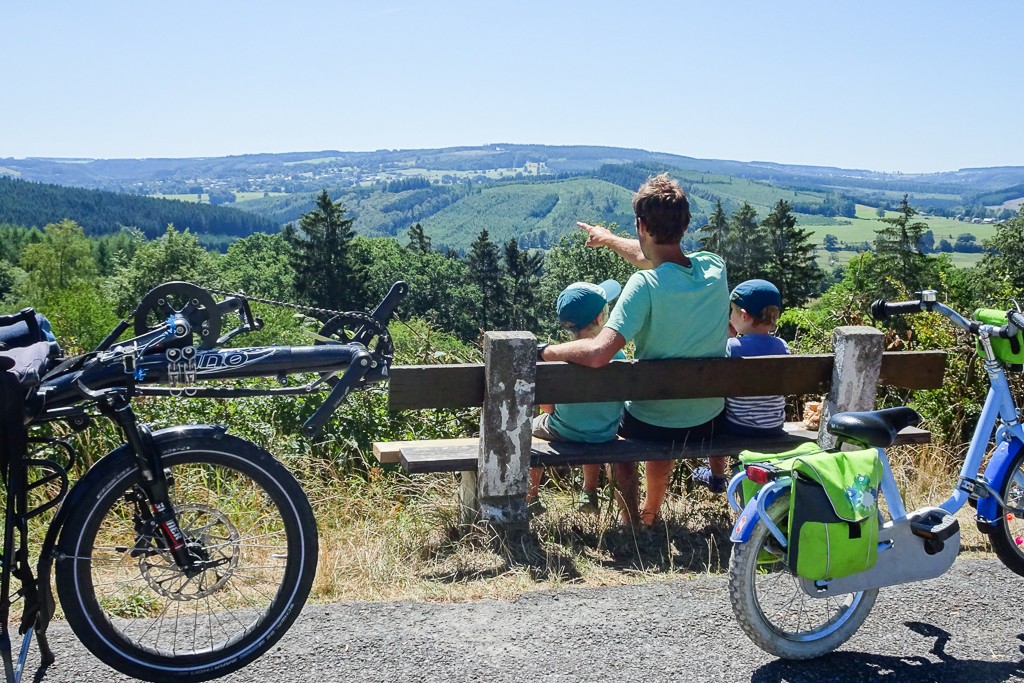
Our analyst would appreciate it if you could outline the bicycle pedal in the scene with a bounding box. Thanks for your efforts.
[910,510,959,542]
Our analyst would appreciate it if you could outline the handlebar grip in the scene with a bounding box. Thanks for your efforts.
[1009,310,1024,332]
[870,299,923,321]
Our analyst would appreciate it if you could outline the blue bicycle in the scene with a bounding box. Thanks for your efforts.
[726,290,1024,659]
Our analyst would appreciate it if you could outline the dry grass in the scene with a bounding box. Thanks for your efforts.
[300,445,998,605]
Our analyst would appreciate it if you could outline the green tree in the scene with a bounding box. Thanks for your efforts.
[104,224,220,314]
[502,239,543,332]
[724,202,769,286]
[761,200,824,308]
[982,207,1024,292]
[698,199,728,255]
[871,194,933,297]
[284,190,367,313]
[222,232,295,299]
[406,223,432,254]
[466,229,505,332]
[18,219,96,298]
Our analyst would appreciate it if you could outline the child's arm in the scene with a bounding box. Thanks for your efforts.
[539,404,554,415]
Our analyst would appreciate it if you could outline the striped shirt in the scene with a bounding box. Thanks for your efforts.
[725,333,789,430]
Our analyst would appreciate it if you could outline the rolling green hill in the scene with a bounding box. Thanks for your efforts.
[0,176,278,242]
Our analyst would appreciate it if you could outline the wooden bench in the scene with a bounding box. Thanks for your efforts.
[377,326,945,528]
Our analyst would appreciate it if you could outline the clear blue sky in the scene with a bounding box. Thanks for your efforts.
[3,1,1022,173]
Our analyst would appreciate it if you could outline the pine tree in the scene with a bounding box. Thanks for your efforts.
[503,239,543,332]
[406,222,432,254]
[698,199,728,254]
[284,190,366,312]
[762,199,823,308]
[466,229,505,331]
[724,202,770,286]
[871,194,932,297]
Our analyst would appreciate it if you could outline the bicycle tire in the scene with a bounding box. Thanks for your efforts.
[989,445,1024,576]
[728,494,878,659]
[55,433,318,682]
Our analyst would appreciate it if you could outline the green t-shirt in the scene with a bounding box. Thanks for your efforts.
[605,251,729,428]
[548,349,626,442]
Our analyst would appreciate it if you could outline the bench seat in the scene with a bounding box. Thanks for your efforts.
[372,422,931,475]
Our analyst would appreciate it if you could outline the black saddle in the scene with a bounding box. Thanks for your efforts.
[826,406,921,448]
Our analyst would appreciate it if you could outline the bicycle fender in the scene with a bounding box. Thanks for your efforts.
[978,437,1023,526]
[35,424,230,626]
[730,484,788,543]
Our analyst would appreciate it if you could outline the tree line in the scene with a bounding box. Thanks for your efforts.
[0,176,277,240]
[1,188,1021,359]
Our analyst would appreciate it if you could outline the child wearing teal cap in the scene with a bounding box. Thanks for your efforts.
[529,280,625,514]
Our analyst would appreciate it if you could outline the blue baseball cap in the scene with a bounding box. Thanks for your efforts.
[730,279,782,319]
[557,279,622,332]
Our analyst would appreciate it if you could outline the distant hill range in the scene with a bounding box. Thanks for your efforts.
[0,176,277,247]
[2,144,1022,251]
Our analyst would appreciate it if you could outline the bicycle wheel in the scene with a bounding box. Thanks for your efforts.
[989,445,1024,576]
[55,434,318,682]
[728,494,878,659]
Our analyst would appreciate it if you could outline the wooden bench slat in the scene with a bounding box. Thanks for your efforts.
[387,351,947,410]
[389,424,932,474]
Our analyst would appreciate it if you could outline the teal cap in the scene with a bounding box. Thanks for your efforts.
[557,279,622,332]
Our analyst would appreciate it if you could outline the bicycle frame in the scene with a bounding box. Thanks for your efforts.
[729,296,1024,597]
[0,281,407,682]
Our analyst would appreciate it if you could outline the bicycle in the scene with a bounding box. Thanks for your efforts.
[726,289,1024,659]
[0,280,407,682]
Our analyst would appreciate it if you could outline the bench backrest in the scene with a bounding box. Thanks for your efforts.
[388,351,946,410]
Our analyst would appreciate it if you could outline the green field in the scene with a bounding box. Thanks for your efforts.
[799,204,997,246]
[151,191,287,204]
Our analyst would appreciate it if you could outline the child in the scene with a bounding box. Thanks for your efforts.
[529,280,626,514]
[694,279,788,493]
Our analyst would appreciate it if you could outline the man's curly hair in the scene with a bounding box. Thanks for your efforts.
[632,173,690,245]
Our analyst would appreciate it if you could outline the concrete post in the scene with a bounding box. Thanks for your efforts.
[818,325,884,449]
[476,331,536,529]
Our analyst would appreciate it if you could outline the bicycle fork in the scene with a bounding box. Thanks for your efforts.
[98,394,199,572]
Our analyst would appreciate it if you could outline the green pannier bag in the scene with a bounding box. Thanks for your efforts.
[975,308,1024,367]
[785,449,882,581]
[738,441,823,505]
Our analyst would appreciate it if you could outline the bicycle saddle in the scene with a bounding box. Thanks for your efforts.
[826,406,921,448]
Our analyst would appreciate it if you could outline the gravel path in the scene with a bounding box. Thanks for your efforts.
[29,557,1024,683]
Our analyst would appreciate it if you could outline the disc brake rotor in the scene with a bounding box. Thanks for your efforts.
[138,504,241,600]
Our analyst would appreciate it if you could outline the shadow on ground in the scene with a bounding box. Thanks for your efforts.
[751,623,1024,683]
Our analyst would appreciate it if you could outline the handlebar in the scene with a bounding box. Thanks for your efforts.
[34,280,408,436]
[869,299,927,321]
[871,289,1021,341]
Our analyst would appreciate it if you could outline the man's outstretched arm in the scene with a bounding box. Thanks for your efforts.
[539,326,625,368]
[577,222,651,269]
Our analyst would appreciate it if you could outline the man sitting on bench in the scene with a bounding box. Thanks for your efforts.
[539,173,729,527]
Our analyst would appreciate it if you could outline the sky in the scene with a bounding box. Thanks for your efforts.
[3,1,1022,173]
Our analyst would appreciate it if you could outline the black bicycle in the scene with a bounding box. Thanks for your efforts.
[0,280,407,683]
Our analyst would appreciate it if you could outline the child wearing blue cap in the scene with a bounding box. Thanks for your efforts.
[529,279,626,514]
[693,279,789,492]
